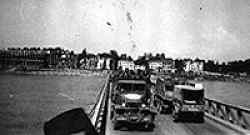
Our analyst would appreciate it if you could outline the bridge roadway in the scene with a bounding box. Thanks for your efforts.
[105,83,240,135]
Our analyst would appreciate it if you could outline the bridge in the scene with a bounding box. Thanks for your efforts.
[89,75,250,135]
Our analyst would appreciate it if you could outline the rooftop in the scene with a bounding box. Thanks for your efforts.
[174,85,204,91]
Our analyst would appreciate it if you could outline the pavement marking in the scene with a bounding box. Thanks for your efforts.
[58,92,75,101]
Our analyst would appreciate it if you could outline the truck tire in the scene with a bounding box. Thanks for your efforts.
[172,107,179,122]
[110,110,114,119]
[197,113,204,123]
[113,123,120,130]
[144,124,154,131]
[158,105,162,114]
[153,96,157,107]
[157,100,163,114]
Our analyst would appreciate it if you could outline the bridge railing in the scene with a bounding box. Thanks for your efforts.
[205,97,250,130]
[89,75,110,135]
[88,80,106,118]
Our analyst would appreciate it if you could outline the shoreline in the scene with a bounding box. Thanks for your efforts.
[193,76,250,84]
[0,69,108,77]
[1,69,250,84]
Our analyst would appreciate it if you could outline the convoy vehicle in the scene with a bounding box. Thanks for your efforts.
[110,79,156,130]
[150,74,157,85]
[154,76,174,113]
[172,83,205,122]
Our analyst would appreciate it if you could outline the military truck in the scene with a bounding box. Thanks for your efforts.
[110,79,156,131]
[172,82,205,122]
[154,76,174,113]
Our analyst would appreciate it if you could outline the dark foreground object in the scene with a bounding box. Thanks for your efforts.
[114,121,155,131]
[44,108,98,135]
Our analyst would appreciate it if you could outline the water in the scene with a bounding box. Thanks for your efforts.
[202,81,250,108]
[0,74,106,135]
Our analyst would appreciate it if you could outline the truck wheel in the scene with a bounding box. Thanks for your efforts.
[169,104,174,114]
[172,107,179,122]
[143,123,154,131]
[153,100,157,107]
[197,114,204,123]
[153,96,157,106]
[157,101,163,114]
[157,104,160,113]
[110,110,114,119]
[158,105,162,114]
[173,114,179,122]
[145,125,154,131]
[199,117,205,123]
[113,123,120,130]
[165,105,172,114]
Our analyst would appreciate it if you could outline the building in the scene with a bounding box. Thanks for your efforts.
[58,50,77,69]
[97,53,113,70]
[144,57,176,73]
[134,65,146,70]
[118,59,135,70]
[79,53,97,70]
[148,60,163,72]
[0,47,46,70]
[162,58,176,73]
[184,60,204,73]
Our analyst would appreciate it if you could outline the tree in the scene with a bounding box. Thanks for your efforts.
[127,56,133,61]
[81,49,87,58]
[174,59,185,72]
[120,54,127,60]
[156,53,161,59]
[110,50,119,59]
[160,53,165,59]
[109,50,119,70]
[204,60,216,72]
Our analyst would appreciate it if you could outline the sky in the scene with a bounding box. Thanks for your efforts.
[0,0,250,61]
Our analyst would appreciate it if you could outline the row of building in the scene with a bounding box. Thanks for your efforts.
[0,48,77,70]
[0,47,204,73]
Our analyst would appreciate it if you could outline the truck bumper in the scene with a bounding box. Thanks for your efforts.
[113,118,154,130]
[177,111,204,122]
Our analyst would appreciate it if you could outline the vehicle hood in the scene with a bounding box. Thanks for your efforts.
[121,91,146,103]
[124,93,143,100]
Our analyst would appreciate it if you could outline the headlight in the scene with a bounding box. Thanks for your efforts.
[166,91,173,97]
[141,104,146,108]
[116,115,127,121]
[143,116,152,121]
[122,103,126,107]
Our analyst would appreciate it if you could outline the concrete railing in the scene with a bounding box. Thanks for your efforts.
[88,81,106,119]
[205,98,250,134]
[89,75,110,135]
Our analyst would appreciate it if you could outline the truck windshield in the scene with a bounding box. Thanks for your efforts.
[119,83,145,92]
[181,89,204,104]
[165,83,174,91]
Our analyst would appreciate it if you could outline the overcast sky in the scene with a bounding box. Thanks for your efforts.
[0,0,250,61]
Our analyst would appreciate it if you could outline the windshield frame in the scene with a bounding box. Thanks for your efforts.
[181,89,204,104]
[118,83,146,93]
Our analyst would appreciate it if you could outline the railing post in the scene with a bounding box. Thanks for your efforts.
[205,98,250,131]
[236,109,250,129]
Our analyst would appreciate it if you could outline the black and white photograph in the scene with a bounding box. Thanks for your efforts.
[0,0,250,135]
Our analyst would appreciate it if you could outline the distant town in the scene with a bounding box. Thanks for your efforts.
[0,47,249,79]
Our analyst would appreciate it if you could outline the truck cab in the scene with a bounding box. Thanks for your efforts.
[111,80,156,130]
